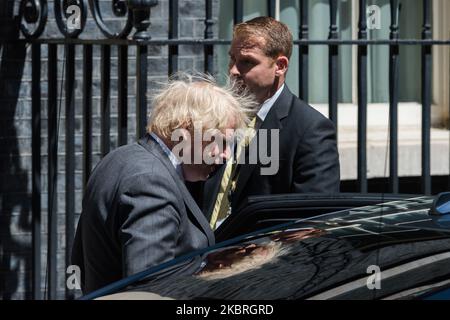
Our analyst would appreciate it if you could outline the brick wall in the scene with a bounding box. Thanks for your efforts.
[0,0,219,299]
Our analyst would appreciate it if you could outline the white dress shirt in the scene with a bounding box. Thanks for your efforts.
[256,83,285,124]
[150,132,184,180]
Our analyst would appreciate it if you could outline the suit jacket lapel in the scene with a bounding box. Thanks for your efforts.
[138,134,215,246]
[232,86,294,209]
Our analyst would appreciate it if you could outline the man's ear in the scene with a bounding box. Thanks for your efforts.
[171,128,192,162]
[180,128,191,141]
[275,56,289,77]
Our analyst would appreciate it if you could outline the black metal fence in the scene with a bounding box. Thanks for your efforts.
[1,0,448,300]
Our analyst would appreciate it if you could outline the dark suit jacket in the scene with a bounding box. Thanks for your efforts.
[72,134,215,294]
[202,85,340,220]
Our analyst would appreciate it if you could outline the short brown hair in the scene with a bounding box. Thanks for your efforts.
[233,16,293,59]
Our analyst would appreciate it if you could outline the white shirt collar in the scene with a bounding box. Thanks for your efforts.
[150,132,184,180]
[257,84,285,122]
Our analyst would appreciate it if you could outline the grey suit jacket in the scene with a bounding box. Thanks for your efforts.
[72,134,215,294]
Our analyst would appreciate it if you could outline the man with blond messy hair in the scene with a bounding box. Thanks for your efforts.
[72,73,256,294]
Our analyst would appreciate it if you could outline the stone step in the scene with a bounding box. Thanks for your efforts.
[337,126,449,180]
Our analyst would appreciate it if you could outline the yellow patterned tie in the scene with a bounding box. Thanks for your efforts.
[210,117,257,230]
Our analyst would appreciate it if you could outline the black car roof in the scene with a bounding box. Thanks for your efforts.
[83,195,450,300]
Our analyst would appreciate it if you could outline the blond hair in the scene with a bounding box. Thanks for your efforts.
[147,72,257,140]
[233,16,293,59]
[197,242,283,280]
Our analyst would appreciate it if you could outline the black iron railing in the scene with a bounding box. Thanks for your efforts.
[0,0,446,300]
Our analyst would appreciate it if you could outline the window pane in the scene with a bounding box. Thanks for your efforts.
[398,1,422,102]
[307,0,353,103]
[280,0,300,98]
[367,0,422,103]
[308,0,329,103]
[367,0,390,103]
[217,1,233,84]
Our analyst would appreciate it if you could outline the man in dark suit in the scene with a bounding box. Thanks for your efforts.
[204,17,340,229]
[72,74,254,293]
